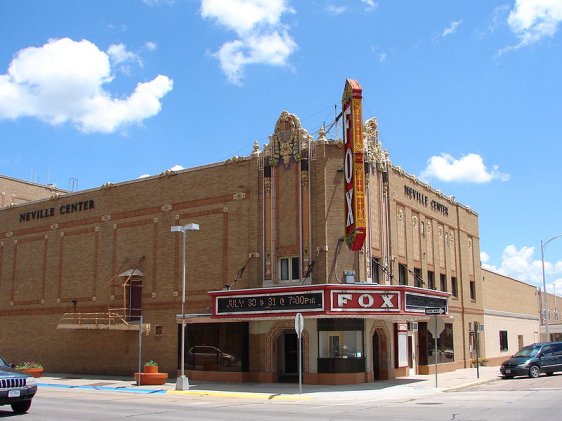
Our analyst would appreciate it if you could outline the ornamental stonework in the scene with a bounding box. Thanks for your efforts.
[265,111,312,167]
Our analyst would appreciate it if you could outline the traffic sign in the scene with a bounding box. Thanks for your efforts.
[295,312,304,337]
[425,307,446,315]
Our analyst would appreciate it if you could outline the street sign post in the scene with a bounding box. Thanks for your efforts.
[295,313,304,394]
[425,307,446,387]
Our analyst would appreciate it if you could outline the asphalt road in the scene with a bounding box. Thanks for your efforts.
[3,374,562,420]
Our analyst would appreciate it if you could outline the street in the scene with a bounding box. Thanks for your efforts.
[3,374,562,420]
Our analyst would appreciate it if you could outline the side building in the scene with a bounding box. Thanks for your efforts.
[1,175,66,208]
[481,269,540,366]
[0,83,485,384]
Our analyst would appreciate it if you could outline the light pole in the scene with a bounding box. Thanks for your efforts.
[171,223,199,390]
[541,234,562,342]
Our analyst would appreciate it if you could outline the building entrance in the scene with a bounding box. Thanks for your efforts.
[373,331,381,380]
[278,331,301,382]
[126,279,142,322]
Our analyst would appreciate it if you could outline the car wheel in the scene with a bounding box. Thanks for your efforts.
[502,375,513,379]
[11,400,32,414]
[529,365,541,378]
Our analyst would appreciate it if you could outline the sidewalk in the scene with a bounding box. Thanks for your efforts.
[36,366,502,401]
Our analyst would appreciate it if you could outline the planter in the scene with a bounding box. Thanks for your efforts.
[134,372,168,385]
[18,367,44,378]
[143,365,158,374]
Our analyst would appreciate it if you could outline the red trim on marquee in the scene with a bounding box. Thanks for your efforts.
[208,284,449,319]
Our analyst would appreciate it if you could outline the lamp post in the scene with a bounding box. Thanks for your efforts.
[171,223,199,390]
[541,234,562,342]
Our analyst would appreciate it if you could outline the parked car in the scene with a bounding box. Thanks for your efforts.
[0,355,38,414]
[186,346,237,368]
[500,341,562,379]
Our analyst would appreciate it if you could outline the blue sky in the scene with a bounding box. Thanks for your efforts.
[1,0,562,293]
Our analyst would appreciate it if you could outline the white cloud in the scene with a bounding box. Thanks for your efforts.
[505,0,562,50]
[420,153,510,183]
[143,0,175,5]
[138,164,184,179]
[107,43,140,65]
[442,20,463,37]
[145,41,157,51]
[0,38,173,133]
[200,0,297,84]
[325,5,346,15]
[482,244,562,292]
[361,0,378,12]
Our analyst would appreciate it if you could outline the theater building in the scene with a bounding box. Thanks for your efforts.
[0,81,484,384]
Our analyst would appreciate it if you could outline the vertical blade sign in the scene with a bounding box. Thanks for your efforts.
[342,79,366,251]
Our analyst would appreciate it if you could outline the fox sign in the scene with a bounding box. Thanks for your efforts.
[342,79,366,251]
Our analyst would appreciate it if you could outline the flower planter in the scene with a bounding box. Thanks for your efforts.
[18,367,44,378]
[134,372,168,385]
[143,365,158,374]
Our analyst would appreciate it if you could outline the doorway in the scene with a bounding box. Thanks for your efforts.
[408,335,417,375]
[373,331,381,380]
[126,279,143,322]
[278,331,301,382]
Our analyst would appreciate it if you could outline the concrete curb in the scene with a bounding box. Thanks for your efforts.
[167,389,310,400]
[442,376,500,392]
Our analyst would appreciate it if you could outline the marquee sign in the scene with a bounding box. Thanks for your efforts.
[209,285,449,319]
[214,290,324,316]
[342,79,366,251]
[330,290,401,312]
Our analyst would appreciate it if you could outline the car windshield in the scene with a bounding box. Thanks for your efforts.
[0,355,9,367]
[513,345,541,358]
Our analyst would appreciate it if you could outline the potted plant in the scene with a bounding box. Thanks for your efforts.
[143,360,159,374]
[134,360,168,385]
[16,362,44,378]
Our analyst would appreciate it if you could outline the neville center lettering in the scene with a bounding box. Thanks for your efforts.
[20,200,95,223]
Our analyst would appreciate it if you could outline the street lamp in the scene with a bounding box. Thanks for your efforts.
[541,234,562,341]
[171,222,199,390]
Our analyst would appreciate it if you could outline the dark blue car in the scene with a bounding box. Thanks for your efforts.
[0,355,38,414]
[500,342,562,379]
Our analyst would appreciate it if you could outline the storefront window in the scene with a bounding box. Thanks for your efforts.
[317,319,365,373]
[183,322,248,372]
[418,322,454,365]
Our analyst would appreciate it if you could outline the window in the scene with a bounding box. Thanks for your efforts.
[419,322,455,365]
[414,268,422,288]
[280,257,300,281]
[371,257,380,284]
[470,279,476,301]
[428,271,435,290]
[318,319,365,373]
[399,264,407,285]
[451,277,458,298]
[518,335,524,349]
[440,274,447,292]
[499,330,508,351]
[185,322,248,372]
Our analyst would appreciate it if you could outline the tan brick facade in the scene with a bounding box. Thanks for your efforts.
[0,112,505,383]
